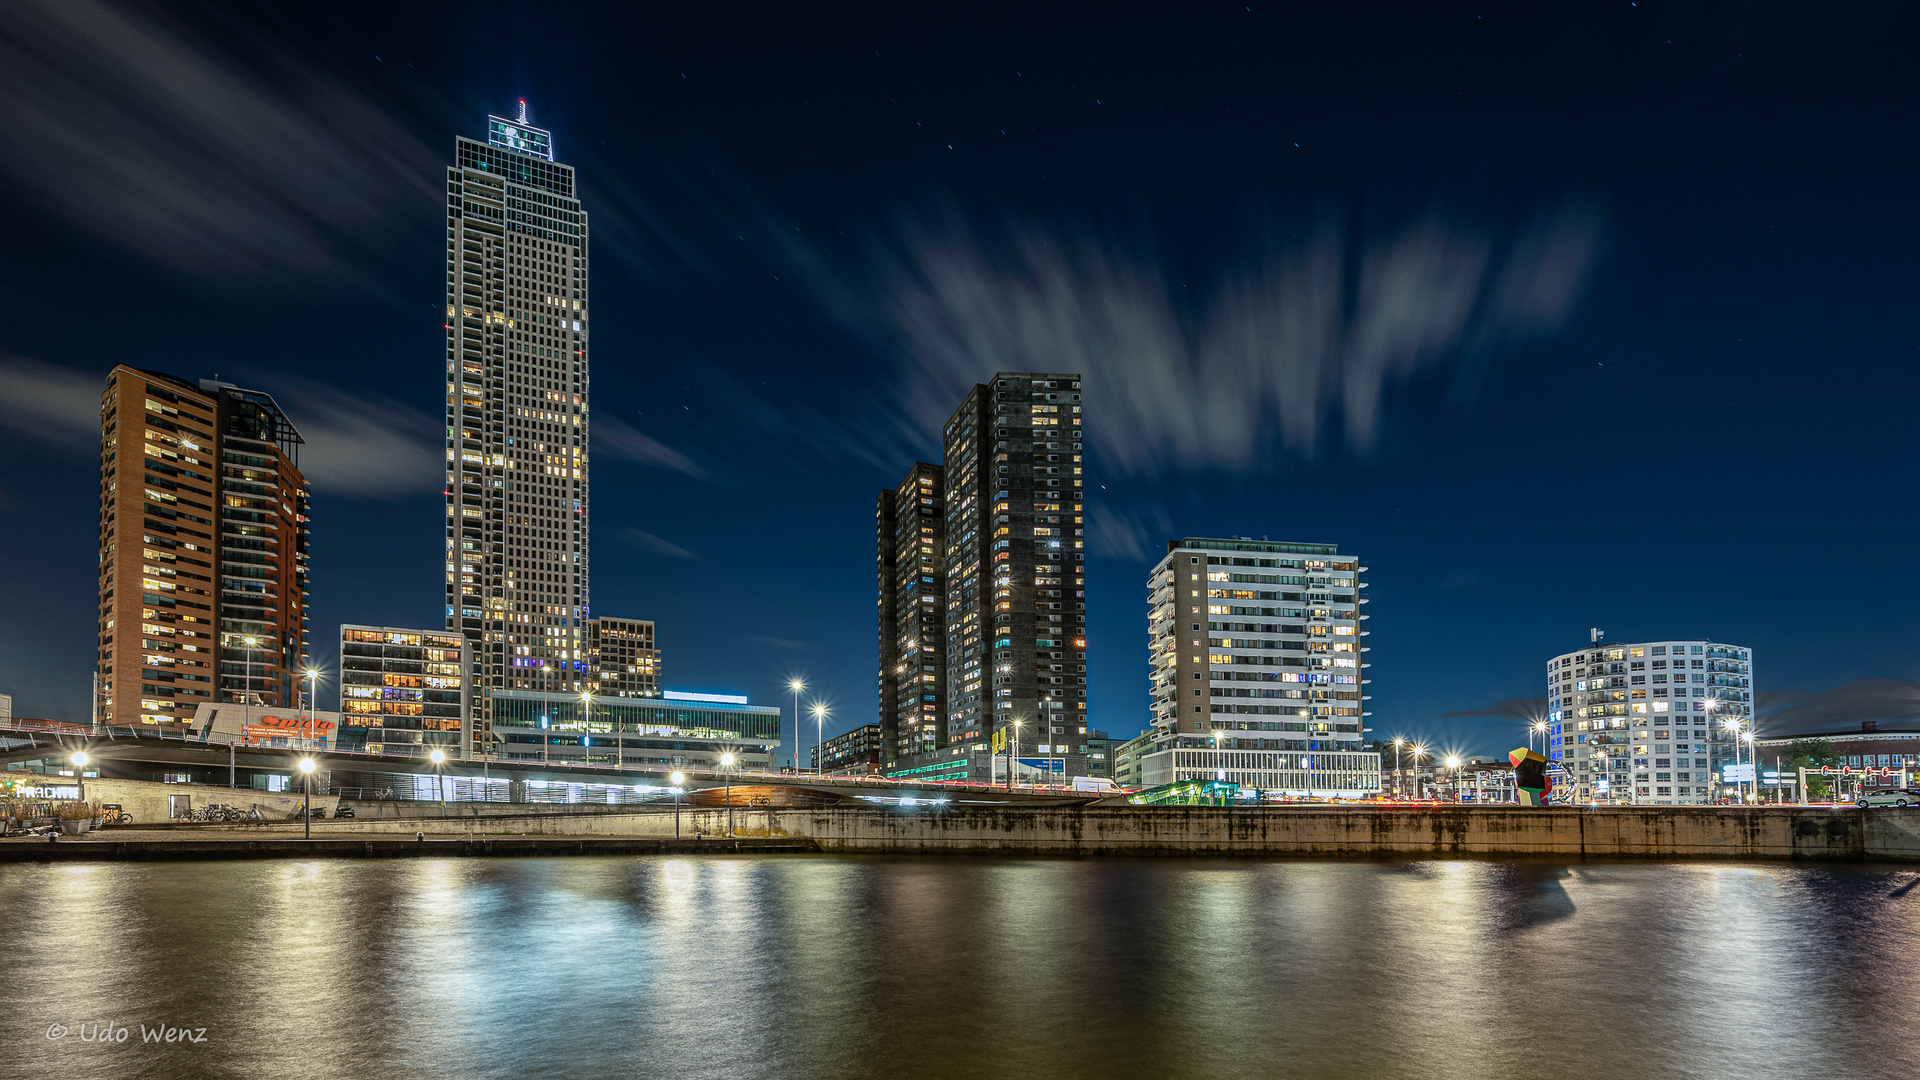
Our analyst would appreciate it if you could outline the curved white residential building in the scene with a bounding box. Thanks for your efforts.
[1546,639,1753,804]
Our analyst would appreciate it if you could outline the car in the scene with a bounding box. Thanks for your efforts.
[1858,789,1920,808]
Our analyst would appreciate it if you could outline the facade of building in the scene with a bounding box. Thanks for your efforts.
[1083,731,1116,778]
[588,617,659,698]
[338,625,469,757]
[813,723,885,774]
[1546,639,1753,804]
[98,366,311,727]
[1136,738,1381,797]
[1113,730,1160,788]
[1755,721,1919,799]
[1147,537,1370,741]
[941,372,1086,755]
[876,463,946,765]
[444,103,593,754]
[491,688,778,771]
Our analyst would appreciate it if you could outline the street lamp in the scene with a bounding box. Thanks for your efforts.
[297,757,316,839]
[811,702,828,775]
[579,690,597,767]
[670,770,686,839]
[1410,744,1429,800]
[1530,720,1547,757]
[788,678,805,773]
[1211,727,1227,783]
[1391,737,1405,800]
[304,667,322,749]
[430,747,447,807]
[1012,719,1024,790]
[1445,755,1462,803]
[720,751,737,837]
[70,750,90,804]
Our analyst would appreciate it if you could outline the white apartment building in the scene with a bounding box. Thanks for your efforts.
[1546,639,1753,804]
[1142,537,1379,797]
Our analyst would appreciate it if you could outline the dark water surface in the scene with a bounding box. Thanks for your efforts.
[3,856,1915,1080]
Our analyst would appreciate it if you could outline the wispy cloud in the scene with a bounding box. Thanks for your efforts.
[823,199,1604,476]
[0,355,100,450]
[1087,503,1173,561]
[613,526,696,560]
[594,416,708,478]
[0,0,439,278]
[0,357,438,498]
[269,382,441,498]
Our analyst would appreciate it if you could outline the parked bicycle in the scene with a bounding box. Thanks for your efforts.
[100,805,133,825]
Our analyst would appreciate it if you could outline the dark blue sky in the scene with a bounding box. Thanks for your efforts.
[2,1,1917,757]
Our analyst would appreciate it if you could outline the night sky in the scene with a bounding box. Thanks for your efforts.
[3,2,1918,758]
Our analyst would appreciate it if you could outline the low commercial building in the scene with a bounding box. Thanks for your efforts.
[1136,735,1381,797]
[1113,731,1160,788]
[1547,639,1751,804]
[187,703,337,749]
[491,688,777,771]
[814,723,884,774]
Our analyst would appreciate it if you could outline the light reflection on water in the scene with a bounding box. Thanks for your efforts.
[2,857,1915,1080]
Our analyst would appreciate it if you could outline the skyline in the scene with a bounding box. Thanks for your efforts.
[3,2,1920,757]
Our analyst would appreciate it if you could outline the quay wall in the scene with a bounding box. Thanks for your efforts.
[190,804,1920,862]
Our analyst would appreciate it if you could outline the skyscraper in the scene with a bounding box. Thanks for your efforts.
[942,372,1086,756]
[875,462,945,765]
[97,366,311,726]
[444,103,591,750]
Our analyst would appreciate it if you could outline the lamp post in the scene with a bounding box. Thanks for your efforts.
[1742,730,1757,804]
[240,634,260,728]
[1530,720,1547,758]
[811,702,828,775]
[720,751,736,837]
[1391,737,1404,800]
[540,712,549,763]
[580,691,595,766]
[304,667,321,750]
[430,748,447,807]
[788,679,805,773]
[1012,719,1024,789]
[297,757,316,840]
[1722,715,1741,805]
[1445,755,1462,804]
[670,770,685,838]
[70,750,90,804]
[1211,727,1226,784]
[1409,744,1428,800]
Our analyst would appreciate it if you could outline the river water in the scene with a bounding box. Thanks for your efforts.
[2,856,1914,1080]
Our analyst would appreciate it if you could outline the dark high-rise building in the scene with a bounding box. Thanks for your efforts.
[589,616,660,698]
[444,102,593,751]
[98,366,311,727]
[875,463,945,765]
[941,372,1086,755]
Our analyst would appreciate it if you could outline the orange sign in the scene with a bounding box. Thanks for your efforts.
[246,714,337,732]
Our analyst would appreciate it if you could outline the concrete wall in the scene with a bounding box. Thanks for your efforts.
[259,803,1920,861]
[84,777,338,823]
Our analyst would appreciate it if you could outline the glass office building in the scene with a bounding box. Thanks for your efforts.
[491,689,778,771]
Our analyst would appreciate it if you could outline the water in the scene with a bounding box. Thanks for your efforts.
[2,856,1915,1080]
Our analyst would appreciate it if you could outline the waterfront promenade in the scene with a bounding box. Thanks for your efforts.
[7,804,1917,862]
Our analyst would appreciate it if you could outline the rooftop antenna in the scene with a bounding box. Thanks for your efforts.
[1590,627,1604,645]
[516,99,529,124]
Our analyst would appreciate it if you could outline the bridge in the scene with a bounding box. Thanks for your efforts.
[0,720,1101,809]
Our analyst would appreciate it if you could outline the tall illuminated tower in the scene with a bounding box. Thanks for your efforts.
[444,102,591,748]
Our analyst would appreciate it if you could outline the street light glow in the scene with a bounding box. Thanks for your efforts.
[70,751,90,768]
[297,758,316,774]
[789,679,804,692]
[429,749,447,765]
[720,752,736,768]
[670,771,686,786]
[1445,755,1461,768]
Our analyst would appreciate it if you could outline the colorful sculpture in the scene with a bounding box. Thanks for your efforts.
[1510,748,1552,806]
